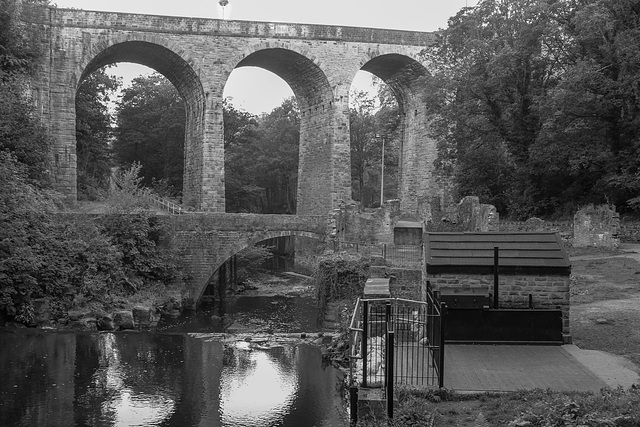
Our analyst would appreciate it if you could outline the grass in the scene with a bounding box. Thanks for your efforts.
[570,251,640,368]
[358,387,640,426]
[357,246,640,426]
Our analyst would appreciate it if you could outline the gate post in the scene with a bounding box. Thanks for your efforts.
[350,386,358,423]
[362,300,369,387]
[386,323,394,419]
[439,302,447,388]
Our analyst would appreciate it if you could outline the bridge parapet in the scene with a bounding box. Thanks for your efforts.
[32,6,436,46]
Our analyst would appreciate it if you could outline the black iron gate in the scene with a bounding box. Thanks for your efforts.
[348,290,445,420]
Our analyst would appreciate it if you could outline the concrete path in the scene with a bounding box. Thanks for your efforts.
[444,344,639,393]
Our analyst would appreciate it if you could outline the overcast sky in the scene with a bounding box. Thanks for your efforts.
[52,0,478,113]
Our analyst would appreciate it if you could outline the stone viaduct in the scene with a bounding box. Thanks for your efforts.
[22,3,441,216]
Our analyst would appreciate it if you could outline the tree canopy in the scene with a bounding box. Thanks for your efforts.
[224,97,300,213]
[113,73,185,197]
[423,0,640,218]
[76,67,120,200]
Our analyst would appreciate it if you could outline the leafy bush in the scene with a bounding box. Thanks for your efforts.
[0,153,184,322]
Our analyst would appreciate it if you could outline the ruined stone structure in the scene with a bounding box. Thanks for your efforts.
[573,204,620,248]
[165,213,328,301]
[21,4,440,216]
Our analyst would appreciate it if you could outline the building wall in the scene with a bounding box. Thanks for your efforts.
[425,272,571,336]
[387,268,422,300]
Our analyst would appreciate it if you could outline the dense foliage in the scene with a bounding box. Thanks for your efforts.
[113,73,185,197]
[76,67,120,200]
[224,97,300,213]
[350,83,401,207]
[0,4,183,323]
[423,0,640,218]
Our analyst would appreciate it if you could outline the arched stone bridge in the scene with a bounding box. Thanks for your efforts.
[166,213,329,301]
[22,4,441,216]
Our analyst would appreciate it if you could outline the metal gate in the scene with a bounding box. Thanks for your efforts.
[348,290,445,392]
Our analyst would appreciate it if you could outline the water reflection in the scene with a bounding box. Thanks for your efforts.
[0,331,346,427]
[221,344,297,426]
[97,334,177,426]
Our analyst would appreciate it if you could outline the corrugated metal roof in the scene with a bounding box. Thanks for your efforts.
[425,232,570,273]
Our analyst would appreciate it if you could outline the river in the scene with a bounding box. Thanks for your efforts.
[0,296,348,427]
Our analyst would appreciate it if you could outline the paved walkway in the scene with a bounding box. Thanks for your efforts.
[440,244,640,393]
[444,344,639,392]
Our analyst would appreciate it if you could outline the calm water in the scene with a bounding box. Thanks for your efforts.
[0,298,347,427]
[159,295,320,334]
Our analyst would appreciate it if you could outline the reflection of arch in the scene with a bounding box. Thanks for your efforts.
[357,53,434,214]
[77,38,207,209]
[225,46,349,216]
[196,230,325,302]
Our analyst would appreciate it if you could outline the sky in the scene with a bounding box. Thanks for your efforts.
[52,0,478,114]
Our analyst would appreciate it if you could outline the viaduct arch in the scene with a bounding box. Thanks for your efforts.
[23,4,440,216]
[168,214,327,302]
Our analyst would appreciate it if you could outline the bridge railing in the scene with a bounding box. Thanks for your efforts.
[335,241,423,268]
[111,173,184,215]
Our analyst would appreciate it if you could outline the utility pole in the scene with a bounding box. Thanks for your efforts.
[380,135,385,207]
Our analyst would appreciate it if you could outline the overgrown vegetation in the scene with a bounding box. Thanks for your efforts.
[314,252,369,320]
[357,387,640,426]
[314,253,369,368]
[0,3,185,324]
[0,158,185,323]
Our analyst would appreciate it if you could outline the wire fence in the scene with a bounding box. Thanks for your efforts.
[335,241,423,268]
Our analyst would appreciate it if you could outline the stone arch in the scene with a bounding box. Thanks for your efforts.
[76,37,208,210]
[357,52,438,216]
[223,45,351,216]
[195,230,326,302]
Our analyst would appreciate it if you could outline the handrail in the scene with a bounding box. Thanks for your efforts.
[111,172,184,215]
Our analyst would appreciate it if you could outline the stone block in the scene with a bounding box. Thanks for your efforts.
[114,310,135,330]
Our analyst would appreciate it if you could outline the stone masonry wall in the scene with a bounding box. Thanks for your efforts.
[22,4,440,216]
[386,268,422,300]
[573,204,620,248]
[164,213,329,301]
[426,273,571,336]
[331,203,397,245]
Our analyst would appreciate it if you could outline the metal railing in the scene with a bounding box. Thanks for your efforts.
[111,173,184,215]
[348,293,445,390]
[348,293,446,422]
[336,241,423,268]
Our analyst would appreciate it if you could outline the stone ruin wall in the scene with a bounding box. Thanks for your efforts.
[572,205,620,248]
